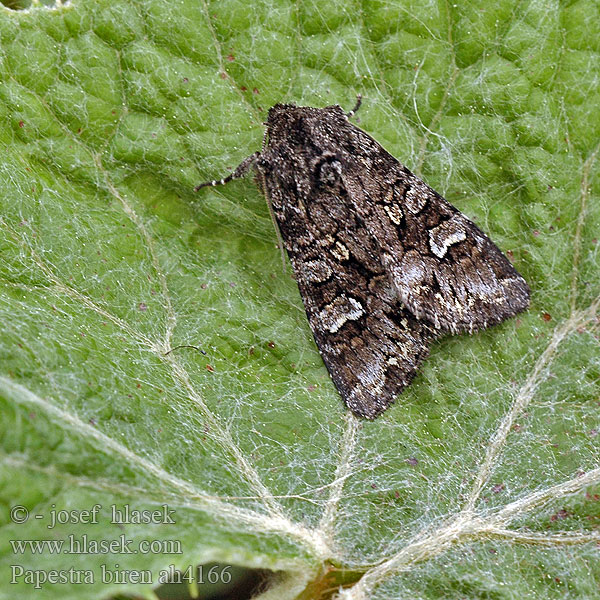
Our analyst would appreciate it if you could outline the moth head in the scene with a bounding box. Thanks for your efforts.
[266,103,346,141]
[266,103,297,129]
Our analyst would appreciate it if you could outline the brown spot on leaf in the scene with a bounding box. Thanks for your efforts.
[550,508,569,521]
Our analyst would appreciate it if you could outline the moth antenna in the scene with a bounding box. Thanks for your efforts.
[194,152,260,192]
[258,169,288,271]
[261,126,269,152]
[346,95,362,118]
[164,345,207,356]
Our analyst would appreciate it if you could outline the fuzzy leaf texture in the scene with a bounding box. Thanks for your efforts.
[0,1,599,599]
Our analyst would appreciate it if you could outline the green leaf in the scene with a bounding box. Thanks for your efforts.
[0,0,598,599]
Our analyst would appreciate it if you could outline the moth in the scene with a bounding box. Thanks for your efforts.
[195,97,530,419]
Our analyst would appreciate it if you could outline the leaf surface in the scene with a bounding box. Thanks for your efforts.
[0,0,598,598]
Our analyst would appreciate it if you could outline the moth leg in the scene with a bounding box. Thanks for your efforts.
[346,95,362,119]
[194,151,260,192]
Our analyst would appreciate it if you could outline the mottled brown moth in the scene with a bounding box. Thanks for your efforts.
[195,97,530,419]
